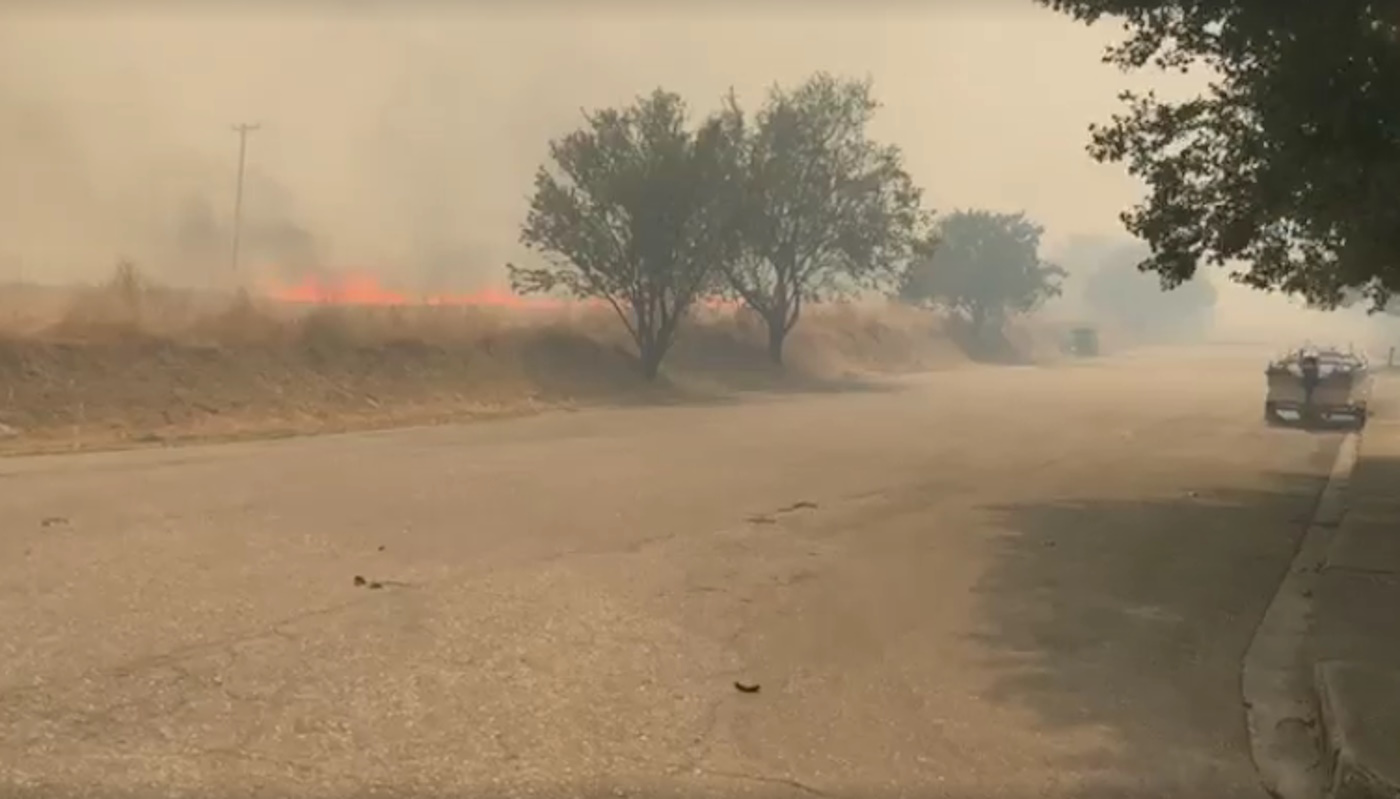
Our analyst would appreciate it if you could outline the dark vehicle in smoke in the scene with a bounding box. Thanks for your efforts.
[1063,326,1100,357]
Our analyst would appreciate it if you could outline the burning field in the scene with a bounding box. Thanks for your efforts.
[0,264,982,455]
[261,271,587,311]
[258,270,744,315]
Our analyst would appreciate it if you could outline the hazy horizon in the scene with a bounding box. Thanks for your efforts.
[0,2,1386,342]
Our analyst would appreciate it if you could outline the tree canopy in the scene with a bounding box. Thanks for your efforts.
[897,209,1066,336]
[1037,0,1400,310]
[720,73,926,364]
[507,89,742,379]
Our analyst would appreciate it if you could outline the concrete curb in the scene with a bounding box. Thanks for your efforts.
[1316,660,1400,799]
[1243,432,1360,799]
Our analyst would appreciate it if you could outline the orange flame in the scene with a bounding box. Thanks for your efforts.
[261,271,575,310]
[260,269,741,313]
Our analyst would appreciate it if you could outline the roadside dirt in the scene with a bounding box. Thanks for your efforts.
[0,271,1057,455]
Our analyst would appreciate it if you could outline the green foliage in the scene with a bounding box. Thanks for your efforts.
[897,210,1065,334]
[1081,240,1218,341]
[507,89,743,379]
[1037,0,1400,310]
[720,73,927,364]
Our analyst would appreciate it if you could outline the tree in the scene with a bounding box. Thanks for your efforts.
[720,73,926,365]
[507,89,742,379]
[897,210,1066,338]
[1082,240,1218,341]
[1037,0,1400,310]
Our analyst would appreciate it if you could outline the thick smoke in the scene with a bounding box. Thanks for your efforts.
[0,7,1176,293]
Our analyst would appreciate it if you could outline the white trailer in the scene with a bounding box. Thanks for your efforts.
[1264,346,1371,429]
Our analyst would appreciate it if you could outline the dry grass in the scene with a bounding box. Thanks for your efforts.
[0,265,1047,454]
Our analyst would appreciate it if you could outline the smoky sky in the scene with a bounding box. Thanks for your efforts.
[0,2,1385,341]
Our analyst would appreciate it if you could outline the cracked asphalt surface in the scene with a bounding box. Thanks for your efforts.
[0,346,1345,798]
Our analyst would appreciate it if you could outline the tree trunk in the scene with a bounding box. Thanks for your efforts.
[766,316,787,366]
[969,305,987,342]
[640,350,663,380]
[638,335,664,380]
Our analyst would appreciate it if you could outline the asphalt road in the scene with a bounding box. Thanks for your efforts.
[0,346,1345,798]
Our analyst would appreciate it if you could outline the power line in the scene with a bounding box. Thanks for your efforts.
[229,122,260,275]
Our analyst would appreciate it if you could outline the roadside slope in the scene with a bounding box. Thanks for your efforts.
[0,279,988,454]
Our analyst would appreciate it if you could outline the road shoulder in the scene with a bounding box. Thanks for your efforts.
[1242,432,1354,799]
[1311,418,1400,799]
[1315,661,1400,799]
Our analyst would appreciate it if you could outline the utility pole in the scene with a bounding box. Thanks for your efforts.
[229,122,260,275]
